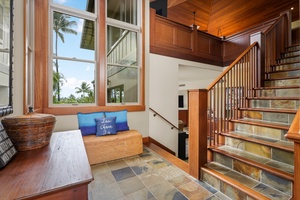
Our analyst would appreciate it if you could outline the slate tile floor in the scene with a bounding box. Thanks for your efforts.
[88,147,230,200]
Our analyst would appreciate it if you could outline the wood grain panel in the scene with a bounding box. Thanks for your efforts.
[174,28,193,50]
[166,0,299,37]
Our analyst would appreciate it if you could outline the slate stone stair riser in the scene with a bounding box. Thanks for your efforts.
[243,110,295,125]
[234,123,288,141]
[269,70,300,79]
[282,50,300,57]
[213,153,293,195]
[278,57,300,63]
[257,88,300,97]
[251,99,300,110]
[264,78,300,87]
[202,171,252,200]
[224,137,294,166]
[272,62,300,71]
[285,46,300,51]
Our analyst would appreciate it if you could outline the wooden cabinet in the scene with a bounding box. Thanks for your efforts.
[179,109,188,127]
[0,130,93,200]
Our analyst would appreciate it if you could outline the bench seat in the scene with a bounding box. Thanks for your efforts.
[83,129,143,165]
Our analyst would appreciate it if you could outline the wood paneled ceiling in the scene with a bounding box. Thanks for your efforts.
[166,0,299,37]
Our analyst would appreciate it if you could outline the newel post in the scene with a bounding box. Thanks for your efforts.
[250,32,265,87]
[188,89,208,179]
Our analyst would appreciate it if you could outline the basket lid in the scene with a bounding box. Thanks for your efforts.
[2,107,55,123]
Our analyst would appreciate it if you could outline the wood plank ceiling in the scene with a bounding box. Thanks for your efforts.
[166,0,299,37]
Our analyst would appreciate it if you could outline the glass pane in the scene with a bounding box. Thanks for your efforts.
[0,0,10,50]
[107,66,138,103]
[107,26,137,66]
[107,0,137,25]
[53,11,95,60]
[52,59,95,104]
[52,0,94,13]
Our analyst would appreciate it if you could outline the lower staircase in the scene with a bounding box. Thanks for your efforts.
[201,44,300,200]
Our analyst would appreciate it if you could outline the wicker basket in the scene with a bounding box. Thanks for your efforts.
[1,107,56,151]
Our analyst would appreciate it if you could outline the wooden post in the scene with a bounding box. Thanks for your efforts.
[188,89,208,179]
[250,32,265,87]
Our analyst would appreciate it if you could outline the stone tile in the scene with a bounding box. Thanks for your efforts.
[139,172,167,187]
[91,163,110,177]
[124,155,143,166]
[263,112,288,124]
[244,142,271,158]
[207,162,232,174]
[225,137,245,150]
[253,183,291,200]
[91,181,123,200]
[140,153,162,162]
[156,188,188,200]
[148,180,176,197]
[118,176,146,196]
[251,99,270,108]
[124,188,156,200]
[169,174,192,188]
[265,160,294,174]
[157,165,183,180]
[178,181,211,200]
[214,153,232,169]
[220,181,247,200]
[202,171,220,190]
[195,180,218,194]
[276,88,300,97]
[243,111,262,120]
[288,113,296,124]
[271,100,297,109]
[233,160,260,181]
[147,159,170,170]
[90,171,116,189]
[260,89,276,97]
[131,162,153,175]
[213,191,232,200]
[107,160,129,171]
[261,171,292,195]
[272,148,294,165]
[224,171,258,188]
[112,167,136,181]
[255,126,283,140]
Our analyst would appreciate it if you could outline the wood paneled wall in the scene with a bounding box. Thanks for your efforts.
[150,9,223,66]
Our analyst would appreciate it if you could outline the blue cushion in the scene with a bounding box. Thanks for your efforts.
[95,117,117,136]
[77,112,104,136]
[105,110,129,132]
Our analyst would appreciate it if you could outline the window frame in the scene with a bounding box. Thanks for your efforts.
[29,0,145,115]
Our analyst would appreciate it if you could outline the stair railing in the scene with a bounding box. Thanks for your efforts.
[188,43,259,178]
[206,42,259,147]
[149,107,179,130]
[264,10,291,75]
[285,107,300,200]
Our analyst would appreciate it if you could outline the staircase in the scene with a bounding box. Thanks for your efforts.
[201,44,300,200]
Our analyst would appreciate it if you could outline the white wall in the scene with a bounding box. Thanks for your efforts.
[149,54,223,155]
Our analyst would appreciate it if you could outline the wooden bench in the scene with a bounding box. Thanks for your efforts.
[83,129,143,165]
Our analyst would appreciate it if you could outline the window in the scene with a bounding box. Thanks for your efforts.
[30,0,144,115]
[50,2,97,105]
[106,0,141,105]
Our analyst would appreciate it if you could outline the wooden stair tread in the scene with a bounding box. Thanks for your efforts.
[253,86,300,90]
[230,118,290,130]
[267,68,300,73]
[272,60,300,66]
[247,96,300,100]
[202,166,271,200]
[221,131,294,152]
[265,76,300,81]
[239,107,297,114]
[210,146,294,179]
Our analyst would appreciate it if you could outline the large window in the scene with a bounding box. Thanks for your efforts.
[106,0,141,105]
[50,1,97,105]
[30,0,144,114]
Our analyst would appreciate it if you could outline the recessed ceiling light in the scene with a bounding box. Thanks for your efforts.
[291,7,294,10]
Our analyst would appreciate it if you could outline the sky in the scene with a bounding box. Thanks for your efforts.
[53,0,95,98]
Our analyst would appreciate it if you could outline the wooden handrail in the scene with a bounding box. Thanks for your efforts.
[207,42,258,90]
[285,107,300,140]
[149,107,179,130]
